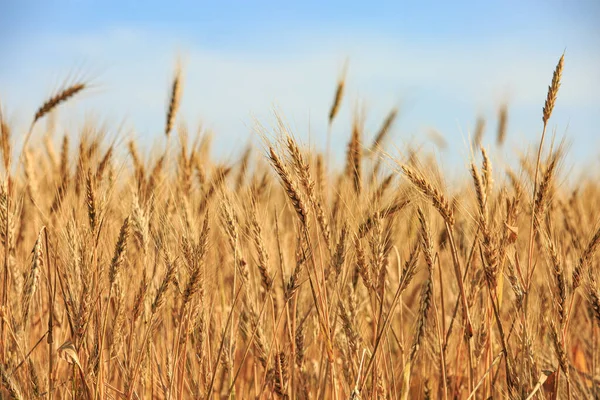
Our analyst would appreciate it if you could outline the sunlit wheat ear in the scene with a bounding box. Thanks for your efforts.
[21,228,44,328]
[331,224,348,278]
[285,134,332,248]
[347,108,363,195]
[295,320,306,367]
[496,103,508,146]
[220,195,240,252]
[417,207,434,272]
[315,154,325,192]
[0,363,24,400]
[235,146,251,190]
[96,146,113,181]
[32,82,86,127]
[273,351,289,397]
[542,53,564,125]
[27,360,41,398]
[472,116,485,148]
[534,149,561,225]
[182,216,209,307]
[370,107,398,153]
[108,216,130,288]
[131,273,149,325]
[543,235,567,325]
[549,321,570,383]
[23,149,39,203]
[470,162,486,217]
[152,255,177,314]
[59,134,69,178]
[328,60,348,125]
[370,173,394,203]
[587,274,600,327]
[401,164,455,226]
[85,170,97,233]
[268,146,309,228]
[409,208,433,363]
[358,197,410,239]
[480,146,493,196]
[573,225,600,290]
[250,199,272,291]
[355,238,373,290]
[165,60,183,137]
[22,80,87,158]
[285,242,304,302]
[0,106,11,170]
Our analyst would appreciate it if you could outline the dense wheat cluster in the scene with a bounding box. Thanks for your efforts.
[0,54,599,400]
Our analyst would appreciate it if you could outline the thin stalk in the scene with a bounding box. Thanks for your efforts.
[206,281,246,398]
[43,228,54,400]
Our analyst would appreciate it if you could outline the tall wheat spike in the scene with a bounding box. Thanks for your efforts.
[165,60,183,137]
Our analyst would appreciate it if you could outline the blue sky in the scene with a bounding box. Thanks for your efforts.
[1,0,599,173]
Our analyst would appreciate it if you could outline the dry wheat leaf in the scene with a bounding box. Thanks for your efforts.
[58,340,82,370]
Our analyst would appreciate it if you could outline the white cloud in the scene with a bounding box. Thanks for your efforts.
[1,26,598,164]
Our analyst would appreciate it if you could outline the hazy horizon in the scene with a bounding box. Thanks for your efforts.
[1,0,599,172]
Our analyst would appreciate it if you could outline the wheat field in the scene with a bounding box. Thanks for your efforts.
[0,54,599,400]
